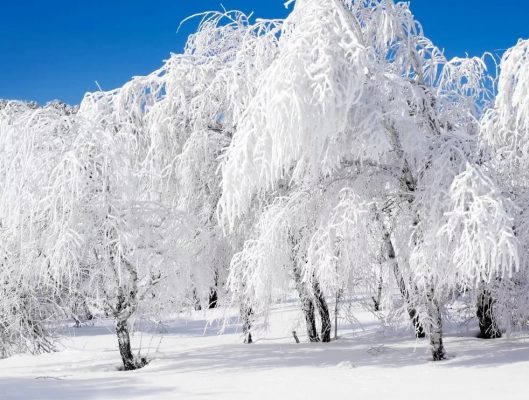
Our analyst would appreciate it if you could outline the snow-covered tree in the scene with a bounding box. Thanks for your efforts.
[46,10,282,367]
[1,0,527,368]
[479,38,529,337]
[0,100,77,357]
[219,0,519,359]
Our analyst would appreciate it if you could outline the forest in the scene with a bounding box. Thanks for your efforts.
[1,0,529,381]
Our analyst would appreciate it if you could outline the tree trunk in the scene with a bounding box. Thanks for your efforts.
[384,233,425,338]
[313,280,331,343]
[372,273,383,311]
[292,331,300,343]
[209,272,219,309]
[114,285,139,370]
[407,307,424,339]
[426,289,446,361]
[334,289,342,340]
[302,298,319,342]
[208,289,218,309]
[293,266,319,342]
[193,289,202,311]
[241,303,253,344]
[112,260,142,371]
[116,318,136,370]
[476,283,501,339]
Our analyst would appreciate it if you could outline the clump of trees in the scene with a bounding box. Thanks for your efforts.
[1,0,528,368]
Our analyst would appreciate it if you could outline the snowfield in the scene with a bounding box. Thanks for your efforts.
[1,303,528,400]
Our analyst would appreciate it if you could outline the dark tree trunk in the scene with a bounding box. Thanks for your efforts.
[302,297,319,342]
[112,261,143,371]
[292,330,300,343]
[116,318,136,370]
[113,285,140,371]
[476,284,501,339]
[430,303,446,361]
[426,288,446,361]
[383,127,428,338]
[208,289,218,309]
[289,233,321,342]
[313,280,331,343]
[407,308,424,339]
[293,265,319,342]
[241,304,253,344]
[208,272,219,309]
[384,233,425,338]
[372,274,383,311]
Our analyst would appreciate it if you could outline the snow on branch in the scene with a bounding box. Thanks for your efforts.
[307,188,381,295]
[481,39,529,189]
[438,164,520,286]
[219,0,373,230]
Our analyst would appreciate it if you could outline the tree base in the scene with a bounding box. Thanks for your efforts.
[117,356,149,371]
[431,348,446,361]
[476,286,501,339]
[476,330,502,339]
[244,332,253,344]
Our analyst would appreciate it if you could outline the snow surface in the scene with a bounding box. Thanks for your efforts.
[1,303,528,400]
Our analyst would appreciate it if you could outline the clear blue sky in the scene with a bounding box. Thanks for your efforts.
[1,0,528,105]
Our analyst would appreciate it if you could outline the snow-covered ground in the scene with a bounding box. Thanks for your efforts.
[1,302,529,400]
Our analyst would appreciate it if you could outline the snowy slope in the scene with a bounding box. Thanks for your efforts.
[1,303,528,400]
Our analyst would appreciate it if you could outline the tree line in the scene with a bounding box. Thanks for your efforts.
[1,0,529,369]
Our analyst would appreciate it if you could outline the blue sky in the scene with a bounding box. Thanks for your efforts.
[1,0,528,105]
